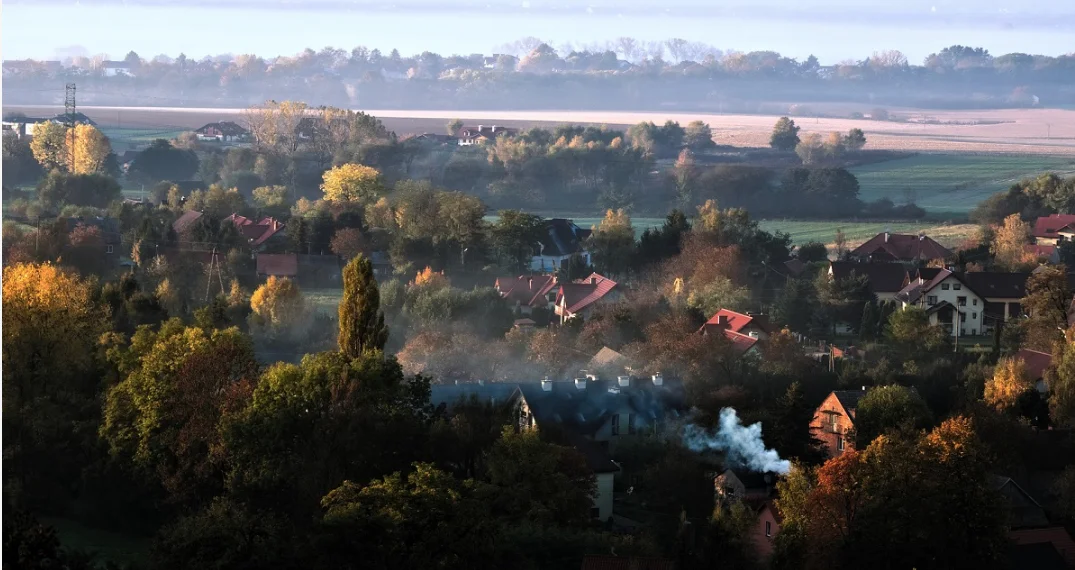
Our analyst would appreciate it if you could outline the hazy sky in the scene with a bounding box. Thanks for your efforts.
[3,1,1073,63]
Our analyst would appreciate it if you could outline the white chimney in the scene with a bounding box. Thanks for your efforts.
[884,232,890,242]
[585,373,598,382]
[478,124,484,132]
[748,331,760,339]
[491,125,498,132]
[617,375,631,387]
[608,386,621,395]
[542,377,553,391]
[575,378,587,390]
[652,374,663,387]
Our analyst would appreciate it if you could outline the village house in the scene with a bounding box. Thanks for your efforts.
[828,261,909,302]
[713,469,776,504]
[532,218,592,272]
[555,273,620,324]
[994,475,1075,568]
[1,117,55,139]
[1033,214,1075,245]
[752,502,782,562]
[225,214,287,251]
[194,121,250,142]
[849,232,953,264]
[494,274,558,316]
[699,308,772,357]
[101,60,134,77]
[811,388,867,458]
[456,124,518,146]
[895,269,985,337]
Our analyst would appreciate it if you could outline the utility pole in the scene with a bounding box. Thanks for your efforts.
[64,83,77,171]
[205,247,217,302]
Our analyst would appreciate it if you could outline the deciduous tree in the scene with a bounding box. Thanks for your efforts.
[769,117,800,151]
[338,254,389,357]
[321,163,385,205]
[991,213,1035,271]
[250,276,305,329]
[588,209,635,278]
[854,384,932,447]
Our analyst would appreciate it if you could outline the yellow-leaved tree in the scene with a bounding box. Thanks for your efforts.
[321,163,385,205]
[985,357,1034,413]
[991,214,1035,271]
[250,276,305,329]
[588,208,634,277]
[412,266,449,289]
[30,121,69,171]
[71,124,113,174]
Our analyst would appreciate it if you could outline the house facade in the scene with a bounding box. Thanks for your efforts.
[531,218,592,273]
[811,389,866,458]
[752,502,781,562]
[895,269,986,337]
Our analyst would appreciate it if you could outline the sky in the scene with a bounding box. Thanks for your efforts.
[2,1,1073,64]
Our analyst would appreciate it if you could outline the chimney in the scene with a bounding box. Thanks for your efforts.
[478,379,485,386]
[884,232,890,243]
[529,277,533,290]
[590,277,598,285]
[919,234,925,241]
[617,375,631,387]
[541,377,553,391]
[478,124,484,132]
[574,378,587,390]
[491,125,498,133]
[585,373,598,382]
[717,315,729,326]
[748,331,760,339]
[652,373,663,387]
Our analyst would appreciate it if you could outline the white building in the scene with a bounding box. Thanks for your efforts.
[895,269,985,337]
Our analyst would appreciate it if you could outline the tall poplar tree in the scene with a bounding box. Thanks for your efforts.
[338,254,388,357]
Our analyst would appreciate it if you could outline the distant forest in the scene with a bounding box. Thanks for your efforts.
[3,40,1073,110]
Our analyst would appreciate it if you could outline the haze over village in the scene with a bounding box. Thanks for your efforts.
[3,1,1075,569]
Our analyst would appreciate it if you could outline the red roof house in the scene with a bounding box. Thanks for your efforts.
[700,309,772,340]
[226,214,286,248]
[554,273,620,323]
[849,232,952,263]
[1033,214,1075,245]
[495,275,558,315]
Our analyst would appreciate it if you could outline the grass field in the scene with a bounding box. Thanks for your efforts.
[851,154,1075,214]
[305,288,344,315]
[42,517,149,566]
[100,127,185,151]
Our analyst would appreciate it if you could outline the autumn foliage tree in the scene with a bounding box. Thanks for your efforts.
[991,213,1035,271]
[330,227,366,260]
[321,163,385,205]
[985,357,1035,413]
[250,276,305,330]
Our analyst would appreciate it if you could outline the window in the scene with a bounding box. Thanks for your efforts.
[941,283,950,290]
[927,295,938,305]
[972,329,977,335]
[611,414,620,436]
[830,413,839,432]
[628,413,636,435]
[106,244,114,254]
[765,521,772,537]
[837,435,845,451]
[957,296,967,306]
[973,299,978,306]
[972,312,977,319]
[953,283,962,290]
[960,313,966,322]
[591,507,600,519]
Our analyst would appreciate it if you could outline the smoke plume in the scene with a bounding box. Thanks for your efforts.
[682,408,791,475]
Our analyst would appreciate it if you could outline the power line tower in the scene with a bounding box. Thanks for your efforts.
[64,83,77,171]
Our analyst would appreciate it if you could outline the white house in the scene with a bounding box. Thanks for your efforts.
[894,269,985,337]
[101,61,134,77]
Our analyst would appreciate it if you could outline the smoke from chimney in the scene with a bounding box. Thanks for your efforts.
[682,408,791,475]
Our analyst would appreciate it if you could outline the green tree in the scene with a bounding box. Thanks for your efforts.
[1021,265,1070,351]
[129,139,199,183]
[885,306,948,352]
[769,382,827,465]
[338,254,389,358]
[446,118,463,136]
[844,128,866,151]
[684,120,716,151]
[796,241,828,263]
[773,278,817,334]
[859,300,879,341]
[854,384,932,447]
[150,498,296,570]
[588,209,635,278]
[37,170,122,209]
[1047,337,1075,427]
[769,117,801,151]
[490,210,545,272]
[318,463,495,570]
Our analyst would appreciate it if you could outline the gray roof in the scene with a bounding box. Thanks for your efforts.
[832,389,867,413]
[518,377,686,436]
[539,218,591,257]
[429,383,520,409]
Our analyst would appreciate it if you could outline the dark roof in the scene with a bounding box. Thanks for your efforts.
[961,272,1030,300]
[728,469,777,490]
[832,389,867,414]
[518,377,686,437]
[830,261,909,293]
[540,218,591,257]
[65,216,120,243]
[850,232,952,261]
[580,556,676,570]
[782,258,806,277]
[429,383,520,409]
[456,125,519,141]
[724,330,760,354]
[172,210,204,233]
[195,121,249,137]
[911,267,943,282]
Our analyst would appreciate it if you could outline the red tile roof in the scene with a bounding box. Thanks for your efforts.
[172,210,204,233]
[557,273,618,314]
[1026,244,1057,259]
[496,275,558,307]
[702,309,771,335]
[1015,348,1053,380]
[227,214,285,246]
[1033,214,1075,238]
[850,232,952,261]
[724,329,760,354]
[256,254,298,277]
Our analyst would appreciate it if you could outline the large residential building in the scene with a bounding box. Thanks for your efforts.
[849,232,953,264]
[895,269,985,337]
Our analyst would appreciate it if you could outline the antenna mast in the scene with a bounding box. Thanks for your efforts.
[64,83,77,171]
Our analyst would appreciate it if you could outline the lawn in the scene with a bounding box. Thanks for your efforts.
[305,288,343,315]
[100,127,185,151]
[41,517,149,566]
[850,154,1075,214]
[756,220,977,248]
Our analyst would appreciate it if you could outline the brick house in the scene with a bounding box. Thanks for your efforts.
[751,502,781,562]
[811,389,867,458]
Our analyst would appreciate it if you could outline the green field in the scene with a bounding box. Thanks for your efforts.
[100,127,185,150]
[757,220,976,247]
[305,288,344,315]
[851,154,1075,214]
